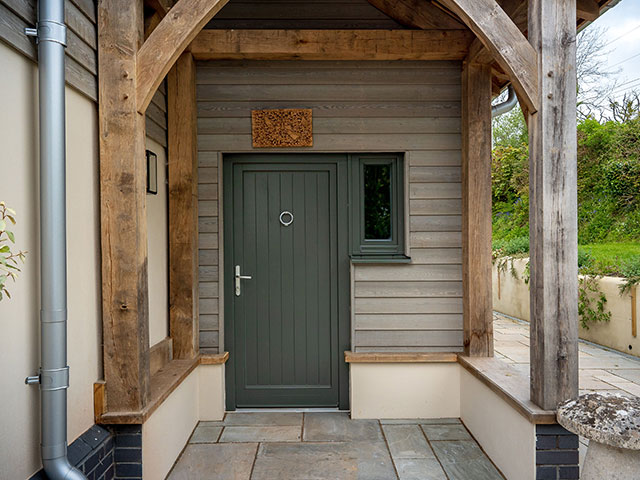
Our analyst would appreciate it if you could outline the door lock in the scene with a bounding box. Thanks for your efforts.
[235,265,252,296]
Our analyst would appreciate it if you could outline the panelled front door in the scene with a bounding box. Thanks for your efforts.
[224,154,349,408]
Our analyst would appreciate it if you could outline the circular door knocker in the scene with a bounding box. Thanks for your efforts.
[279,211,294,227]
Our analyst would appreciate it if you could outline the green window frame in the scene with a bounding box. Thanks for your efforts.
[349,153,406,261]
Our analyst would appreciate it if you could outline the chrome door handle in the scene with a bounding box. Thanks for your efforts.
[235,265,252,296]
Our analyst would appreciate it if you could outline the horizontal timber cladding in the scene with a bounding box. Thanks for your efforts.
[205,0,406,30]
[0,0,167,146]
[196,60,463,353]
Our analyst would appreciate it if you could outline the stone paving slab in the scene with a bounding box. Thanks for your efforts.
[189,424,223,444]
[394,458,448,480]
[422,424,473,441]
[219,425,302,443]
[303,412,383,442]
[224,412,303,426]
[170,411,504,479]
[431,440,504,480]
[382,424,435,459]
[167,443,258,480]
[494,313,640,397]
[380,418,461,425]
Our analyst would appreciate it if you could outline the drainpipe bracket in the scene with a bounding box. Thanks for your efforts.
[24,20,67,47]
[40,366,70,391]
[25,373,41,386]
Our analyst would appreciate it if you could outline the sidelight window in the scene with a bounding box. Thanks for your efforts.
[350,154,406,260]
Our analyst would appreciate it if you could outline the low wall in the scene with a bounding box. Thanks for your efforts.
[493,258,639,357]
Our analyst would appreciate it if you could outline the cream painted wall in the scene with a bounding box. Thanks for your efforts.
[145,138,168,347]
[460,368,536,480]
[493,258,640,357]
[143,369,199,480]
[349,363,460,419]
[199,364,225,421]
[0,42,101,479]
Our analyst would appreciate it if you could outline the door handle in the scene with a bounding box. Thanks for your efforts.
[235,265,252,296]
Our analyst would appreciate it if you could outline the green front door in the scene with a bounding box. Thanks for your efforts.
[224,154,349,409]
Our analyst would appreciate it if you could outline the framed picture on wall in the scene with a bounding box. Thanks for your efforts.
[146,150,158,195]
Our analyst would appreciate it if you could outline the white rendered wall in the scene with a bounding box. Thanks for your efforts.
[199,364,225,421]
[146,137,169,347]
[0,42,101,479]
[349,363,461,419]
[460,368,536,480]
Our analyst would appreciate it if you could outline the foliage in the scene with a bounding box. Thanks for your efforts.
[578,276,611,330]
[620,256,640,295]
[0,202,27,301]
[492,103,528,147]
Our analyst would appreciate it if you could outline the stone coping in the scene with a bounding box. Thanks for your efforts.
[558,392,640,450]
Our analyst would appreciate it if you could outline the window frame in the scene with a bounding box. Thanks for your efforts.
[349,153,406,260]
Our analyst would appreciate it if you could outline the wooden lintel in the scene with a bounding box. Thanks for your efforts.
[528,0,579,410]
[190,29,474,62]
[461,61,494,357]
[136,0,230,114]
[366,0,466,29]
[344,351,458,363]
[98,0,150,413]
[441,0,539,113]
[168,52,199,360]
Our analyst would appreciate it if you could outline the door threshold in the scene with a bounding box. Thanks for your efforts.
[232,407,346,413]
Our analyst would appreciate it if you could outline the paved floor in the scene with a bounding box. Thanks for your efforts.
[168,412,505,480]
[494,312,640,397]
[494,311,640,464]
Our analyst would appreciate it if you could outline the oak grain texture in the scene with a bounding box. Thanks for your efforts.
[190,29,474,62]
[167,52,200,359]
[98,0,150,412]
[461,62,493,357]
[528,0,579,410]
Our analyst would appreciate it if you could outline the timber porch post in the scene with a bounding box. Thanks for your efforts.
[461,61,494,357]
[528,0,579,410]
[98,0,150,412]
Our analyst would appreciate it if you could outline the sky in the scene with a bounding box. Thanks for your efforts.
[590,0,640,100]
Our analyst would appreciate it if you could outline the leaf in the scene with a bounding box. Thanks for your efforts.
[4,289,10,299]
[0,246,9,253]
[0,220,5,231]
[6,207,16,216]
[7,215,16,225]
[6,231,14,243]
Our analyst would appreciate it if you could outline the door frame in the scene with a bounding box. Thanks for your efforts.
[222,153,351,410]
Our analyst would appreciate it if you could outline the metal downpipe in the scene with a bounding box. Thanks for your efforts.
[491,85,518,117]
[24,1,87,479]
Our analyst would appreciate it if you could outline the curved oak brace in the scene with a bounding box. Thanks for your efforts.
[136,0,229,114]
[439,0,539,114]
[367,0,466,30]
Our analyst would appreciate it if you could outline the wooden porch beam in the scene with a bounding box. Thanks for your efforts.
[136,0,230,114]
[167,52,200,360]
[461,62,494,357]
[366,0,466,29]
[145,0,175,17]
[97,0,150,412]
[528,0,579,410]
[577,0,600,21]
[190,29,474,61]
[440,0,539,113]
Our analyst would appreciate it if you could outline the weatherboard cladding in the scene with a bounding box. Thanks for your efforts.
[196,60,463,353]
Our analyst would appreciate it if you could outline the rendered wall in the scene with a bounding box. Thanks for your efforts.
[493,258,640,356]
[0,42,101,479]
[460,368,536,480]
[146,137,169,347]
[349,363,460,419]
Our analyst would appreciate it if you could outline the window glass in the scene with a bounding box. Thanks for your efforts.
[363,164,392,240]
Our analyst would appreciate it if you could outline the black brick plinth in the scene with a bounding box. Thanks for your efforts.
[536,424,580,480]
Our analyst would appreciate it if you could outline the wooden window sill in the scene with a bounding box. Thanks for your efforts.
[96,352,229,424]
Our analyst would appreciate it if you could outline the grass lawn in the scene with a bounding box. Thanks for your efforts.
[579,243,640,276]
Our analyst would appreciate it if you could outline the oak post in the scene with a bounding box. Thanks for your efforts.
[167,52,199,359]
[98,0,150,411]
[461,62,494,357]
[528,0,579,410]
